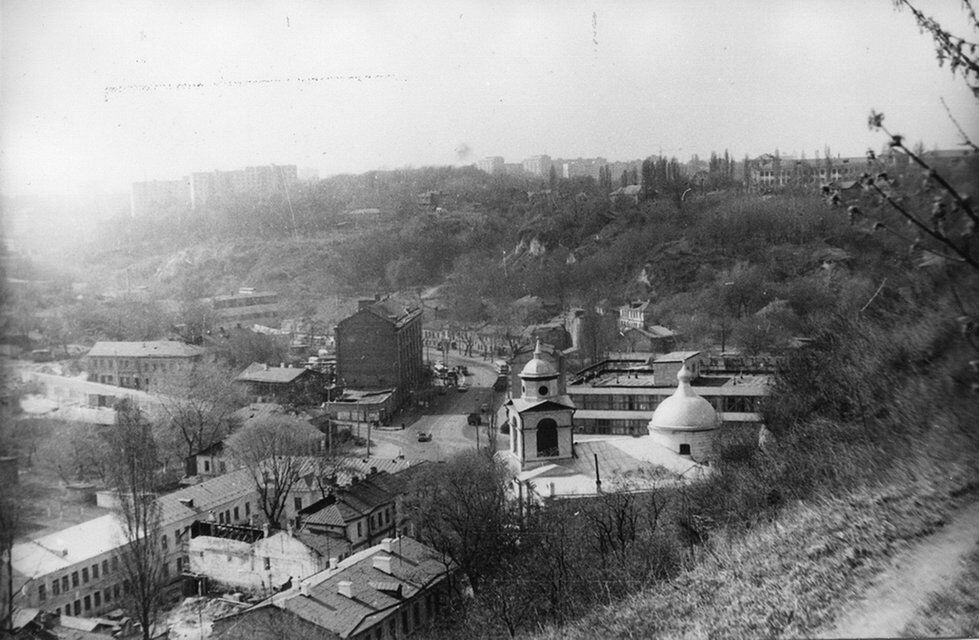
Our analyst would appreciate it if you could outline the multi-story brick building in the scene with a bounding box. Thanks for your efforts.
[334,297,423,408]
[84,341,206,391]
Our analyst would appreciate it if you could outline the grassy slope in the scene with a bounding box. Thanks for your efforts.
[532,454,979,640]
[902,547,979,638]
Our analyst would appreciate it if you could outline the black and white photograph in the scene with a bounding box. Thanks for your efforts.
[1,1,978,638]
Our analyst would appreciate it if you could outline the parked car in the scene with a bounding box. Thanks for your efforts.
[417,432,432,442]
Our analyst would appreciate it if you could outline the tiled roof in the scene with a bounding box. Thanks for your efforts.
[86,341,205,358]
[295,531,350,559]
[301,474,398,528]
[158,468,257,525]
[218,537,453,638]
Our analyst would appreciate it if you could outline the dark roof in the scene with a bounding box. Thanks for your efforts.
[236,363,315,384]
[219,537,453,638]
[295,530,349,559]
[301,474,398,528]
[158,468,256,524]
[342,300,423,330]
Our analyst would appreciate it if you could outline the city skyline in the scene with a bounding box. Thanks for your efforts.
[2,0,977,200]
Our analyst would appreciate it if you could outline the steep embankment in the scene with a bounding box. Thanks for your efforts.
[531,458,979,640]
[822,499,979,638]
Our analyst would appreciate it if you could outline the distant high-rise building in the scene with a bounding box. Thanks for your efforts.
[477,156,505,175]
[189,164,297,210]
[130,164,298,216]
[560,157,607,180]
[522,155,553,177]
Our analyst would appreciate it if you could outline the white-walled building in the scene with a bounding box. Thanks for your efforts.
[505,341,576,469]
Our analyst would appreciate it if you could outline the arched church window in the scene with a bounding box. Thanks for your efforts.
[536,419,559,457]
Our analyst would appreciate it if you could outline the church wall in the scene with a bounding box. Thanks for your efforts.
[648,427,715,461]
[519,410,574,463]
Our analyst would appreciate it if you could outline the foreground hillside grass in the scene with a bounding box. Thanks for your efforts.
[903,547,979,638]
[533,454,979,640]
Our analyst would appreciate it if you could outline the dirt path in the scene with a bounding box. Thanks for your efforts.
[822,499,979,638]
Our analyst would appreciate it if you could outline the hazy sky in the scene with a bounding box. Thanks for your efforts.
[2,0,977,197]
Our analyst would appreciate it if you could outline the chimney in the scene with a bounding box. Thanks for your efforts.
[329,557,338,569]
[262,523,270,538]
[299,582,310,597]
[286,522,294,537]
[373,554,392,574]
[337,580,353,598]
[380,538,394,552]
[370,466,377,475]
[179,498,194,508]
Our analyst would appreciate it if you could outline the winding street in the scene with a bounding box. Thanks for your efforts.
[364,353,510,462]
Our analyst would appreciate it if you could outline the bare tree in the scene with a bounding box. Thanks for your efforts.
[404,450,515,594]
[225,417,324,528]
[104,400,167,640]
[154,361,246,462]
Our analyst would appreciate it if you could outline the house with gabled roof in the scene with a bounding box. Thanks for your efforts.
[210,536,457,640]
[235,363,327,405]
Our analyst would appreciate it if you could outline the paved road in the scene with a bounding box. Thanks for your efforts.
[367,354,510,461]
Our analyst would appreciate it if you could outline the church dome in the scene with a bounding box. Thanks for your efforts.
[648,365,719,432]
[520,340,558,380]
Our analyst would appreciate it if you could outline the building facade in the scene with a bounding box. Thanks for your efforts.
[476,156,505,175]
[206,289,280,330]
[211,537,457,640]
[334,297,423,408]
[568,352,768,436]
[84,341,206,391]
[505,342,576,469]
[522,155,553,177]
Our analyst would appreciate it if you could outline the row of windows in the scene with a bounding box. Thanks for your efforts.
[89,358,183,372]
[42,556,120,601]
[50,582,124,617]
[353,506,395,540]
[361,591,441,640]
[570,394,762,413]
[212,295,277,309]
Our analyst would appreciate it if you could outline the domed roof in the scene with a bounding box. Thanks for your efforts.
[520,340,558,380]
[648,365,719,431]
